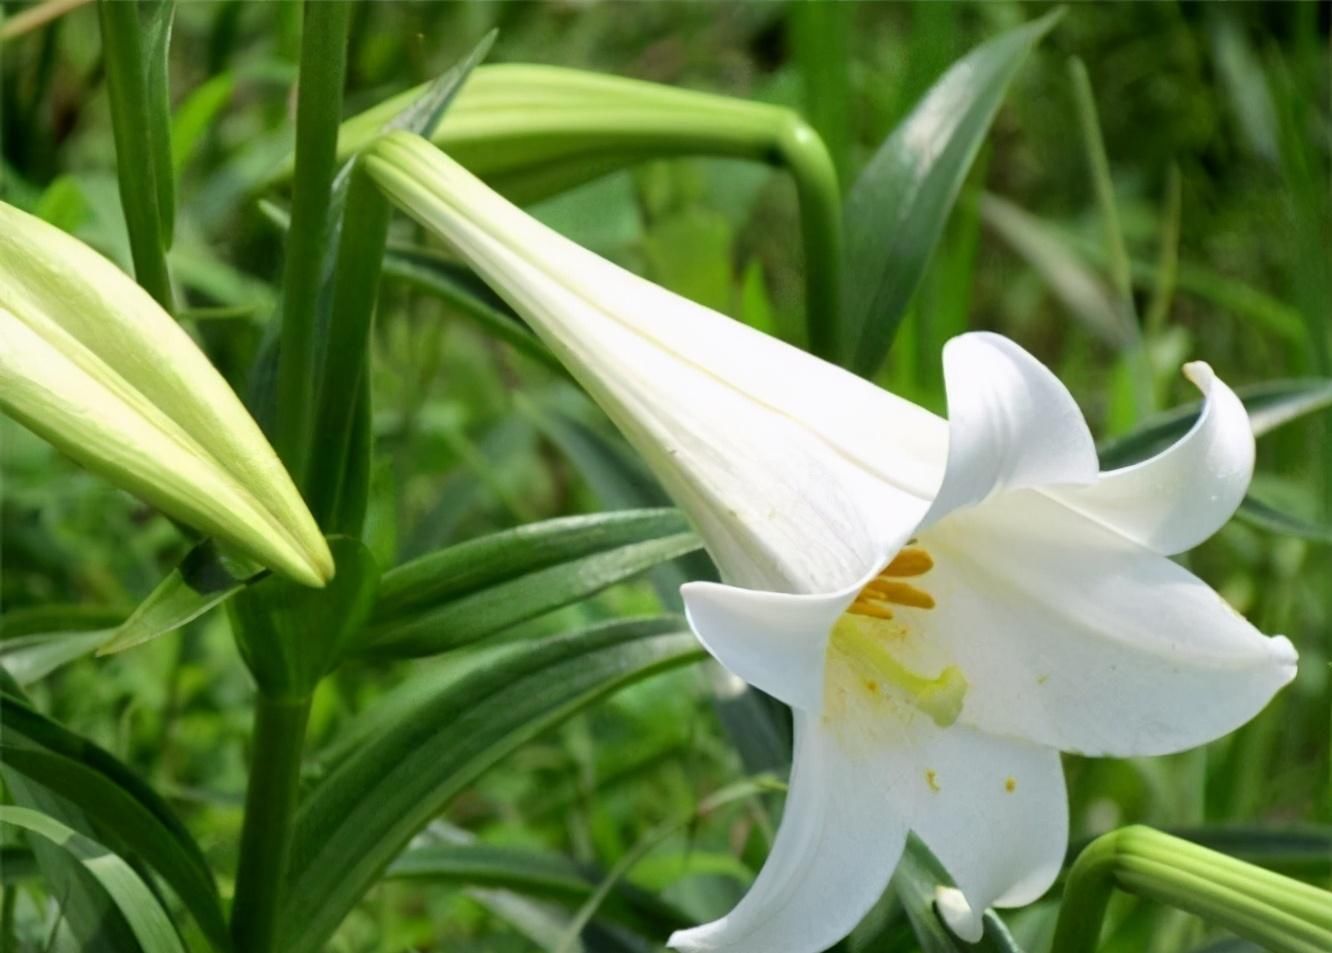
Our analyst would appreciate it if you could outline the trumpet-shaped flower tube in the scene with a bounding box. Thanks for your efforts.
[0,202,333,588]
[365,132,1297,950]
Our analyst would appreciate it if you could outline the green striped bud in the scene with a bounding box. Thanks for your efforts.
[0,202,333,588]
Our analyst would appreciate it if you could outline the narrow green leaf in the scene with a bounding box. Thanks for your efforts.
[364,523,701,658]
[280,617,704,953]
[98,539,258,656]
[0,806,187,953]
[0,609,142,685]
[387,839,690,936]
[140,0,176,245]
[374,509,688,620]
[0,742,230,951]
[1237,497,1332,546]
[382,30,497,140]
[1,630,112,685]
[305,167,390,531]
[841,10,1059,374]
[95,0,174,311]
[1097,378,1332,469]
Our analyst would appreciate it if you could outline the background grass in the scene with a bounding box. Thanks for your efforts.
[1,3,1328,951]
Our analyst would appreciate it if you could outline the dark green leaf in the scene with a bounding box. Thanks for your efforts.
[363,514,700,657]
[0,805,187,953]
[281,616,704,953]
[841,11,1059,374]
[99,539,259,656]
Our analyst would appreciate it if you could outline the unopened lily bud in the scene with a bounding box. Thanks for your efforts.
[0,201,333,588]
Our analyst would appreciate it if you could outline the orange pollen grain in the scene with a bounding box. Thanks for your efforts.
[1004,777,1017,794]
[884,548,934,577]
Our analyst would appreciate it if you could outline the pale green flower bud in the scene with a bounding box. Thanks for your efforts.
[0,201,333,588]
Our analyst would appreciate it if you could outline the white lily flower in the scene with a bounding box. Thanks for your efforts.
[366,133,1297,950]
[0,201,333,588]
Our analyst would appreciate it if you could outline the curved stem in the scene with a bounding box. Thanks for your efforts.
[230,693,312,953]
[1053,826,1332,953]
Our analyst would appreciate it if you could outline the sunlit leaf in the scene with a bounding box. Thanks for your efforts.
[841,10,1059,374]
[99,539,258,656]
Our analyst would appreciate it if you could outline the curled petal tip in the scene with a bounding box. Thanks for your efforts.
[1182,360,1216,390]
[934,886,984,943]
[1268,634,1299,673]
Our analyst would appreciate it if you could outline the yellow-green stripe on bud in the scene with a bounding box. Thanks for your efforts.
[0,202,333,588]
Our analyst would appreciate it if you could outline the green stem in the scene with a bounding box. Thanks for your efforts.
[275,0,351,486]
[230,694,313,953]
[778,117,844,359]
[96,0,174,311]
[1052,826,1332,953]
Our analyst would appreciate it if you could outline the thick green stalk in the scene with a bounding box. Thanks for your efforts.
[96,0,174,311]
[275,0,351,485]
[1053,826,1332,953]
[230,693,312,953]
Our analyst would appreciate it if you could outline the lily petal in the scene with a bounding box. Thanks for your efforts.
[1052,363,1253,555]
[907,724,1067,942]
[682,580,864,711]
[668,712,911,953]
[925,332,1098,525]
[366,134,941,592]
[908,491,1297,756]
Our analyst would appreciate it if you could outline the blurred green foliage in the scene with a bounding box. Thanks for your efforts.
[1,2,1328,951]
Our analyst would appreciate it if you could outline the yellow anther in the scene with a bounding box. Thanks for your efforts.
[863,580,935,609]
[926,769,941,793]
[848,599,894,620]
[1004,777,1017,794]
[884,548,933,577]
